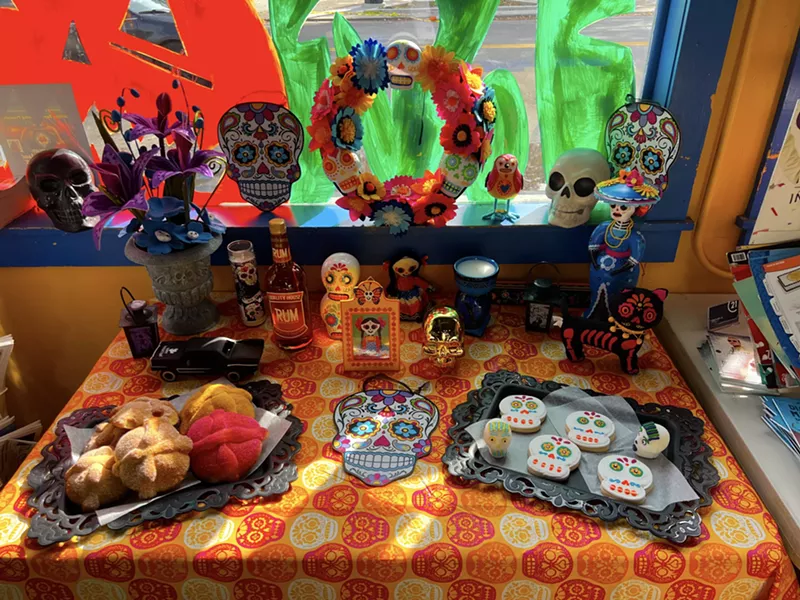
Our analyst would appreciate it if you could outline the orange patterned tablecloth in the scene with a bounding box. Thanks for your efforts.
[0,297,797,600]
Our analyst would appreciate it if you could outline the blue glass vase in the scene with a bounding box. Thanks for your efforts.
[454,256,499,337]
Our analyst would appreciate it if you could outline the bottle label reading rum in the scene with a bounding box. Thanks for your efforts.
[267,291,309,338]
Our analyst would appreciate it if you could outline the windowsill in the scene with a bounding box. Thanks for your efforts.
[0,197,693,267]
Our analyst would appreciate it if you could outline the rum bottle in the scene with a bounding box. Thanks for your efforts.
[265,218,314,350]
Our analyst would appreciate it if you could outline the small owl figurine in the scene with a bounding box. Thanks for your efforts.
[484,154,524,223]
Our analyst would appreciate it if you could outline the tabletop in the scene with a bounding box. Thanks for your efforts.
[0,295,797,600]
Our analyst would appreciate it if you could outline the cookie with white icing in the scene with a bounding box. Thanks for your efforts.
[565,410,615,452]
[527,435,581,481]
[499,394,547,433]
[597,455,653,504]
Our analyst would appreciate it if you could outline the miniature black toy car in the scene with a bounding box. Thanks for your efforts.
[151,337,264,382]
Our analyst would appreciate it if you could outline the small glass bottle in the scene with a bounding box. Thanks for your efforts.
[227,240,266,327]
[264,219,313,350]
[119,287,160,359]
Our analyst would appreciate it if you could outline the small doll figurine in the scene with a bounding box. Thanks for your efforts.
[484,154,523,223]
[385,251,435,322]
[320,252,360,339]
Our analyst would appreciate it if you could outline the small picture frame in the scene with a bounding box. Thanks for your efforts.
[526,302,554,332]
[341,278,401,371]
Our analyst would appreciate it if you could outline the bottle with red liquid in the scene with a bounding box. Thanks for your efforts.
[265,218,314,350]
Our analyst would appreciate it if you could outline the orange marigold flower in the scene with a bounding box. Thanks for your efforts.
[330,56,354,86]
[413,192,457,227]
[335,71,375,115]
[357,172,386,201]
[307,119,335,154]
[417,45,459,92]
[411,170,444,196]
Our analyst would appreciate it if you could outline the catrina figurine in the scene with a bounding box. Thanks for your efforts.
[560,286,668,375]
[384,251,435,322]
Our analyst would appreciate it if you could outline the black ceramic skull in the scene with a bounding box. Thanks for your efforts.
[26,148,97,232]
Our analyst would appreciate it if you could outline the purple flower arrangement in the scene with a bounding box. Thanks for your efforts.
[85,82,226,254]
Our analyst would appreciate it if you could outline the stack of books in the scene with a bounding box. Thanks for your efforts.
[762,396,800,459]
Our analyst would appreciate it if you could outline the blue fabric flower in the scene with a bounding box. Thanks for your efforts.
[332,108,364,152]
[174,221,213,244]
[391,420,420,440]
[371,200,413,236]
[350,38,390,94]
[267,144,291,165]
[147,196,184,219]
[133,219,185,255]
[197,207,227,234]
[473,87,497,128]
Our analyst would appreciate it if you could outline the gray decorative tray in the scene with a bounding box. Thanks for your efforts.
[442,371,719,542]
[27,380,301,546]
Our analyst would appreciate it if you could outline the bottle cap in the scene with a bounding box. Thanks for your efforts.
[269,218,286,235]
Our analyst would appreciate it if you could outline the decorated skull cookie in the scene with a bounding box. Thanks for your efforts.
[499,394,547,433]
[527,435,581,481]
[565,411,615,452]
[482,418,512,459]
[598,455,653,504]
[633,422,670,459]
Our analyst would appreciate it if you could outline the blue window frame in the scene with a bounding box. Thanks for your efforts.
[0,0,739,267]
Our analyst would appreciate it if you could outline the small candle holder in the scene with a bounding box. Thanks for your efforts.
[228,240,266,327]
[119,287,160,359]
[454,256,499,337]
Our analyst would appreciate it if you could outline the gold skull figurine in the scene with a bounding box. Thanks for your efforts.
[423,307,464,368]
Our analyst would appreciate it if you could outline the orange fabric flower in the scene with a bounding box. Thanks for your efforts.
[432,73,473,121]
[417,45,459,92]
[411,170,444,196]
[460,62,485,95]
[357,173,386,201]
[480,131,494,164]
[335,72,375,115]
[336,193,374,221]
[330,56,354,86]
[413,192,457,227]
[307,119,335,154]
[441,113,482,156]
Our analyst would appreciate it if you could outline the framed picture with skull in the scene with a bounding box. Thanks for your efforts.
[341,278,401,372]
[525,301,554,333]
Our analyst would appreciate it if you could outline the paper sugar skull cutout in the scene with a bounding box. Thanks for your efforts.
[386,40,422,89]
[499,394,547,433]
[527,435,581,481]
[26,148,99,233]
[440,152,480,199]
[565,411,616,451]
[633,421,670,459]
[598,455,653,503]
[322,147,362,195]
[595,99,681,206]
[546,148,610,228]
[483,418,511,459]
[333,389,439,486]
[218,102,304,212]
[422,306,464,368]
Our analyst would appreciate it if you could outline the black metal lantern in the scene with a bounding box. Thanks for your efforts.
[524,264,560,332]
[119,287,160,359]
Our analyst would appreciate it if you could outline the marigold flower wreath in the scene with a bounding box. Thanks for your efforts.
[308,39,497,235]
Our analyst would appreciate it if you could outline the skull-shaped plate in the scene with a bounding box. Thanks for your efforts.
[333,389,439,486]
[218,102,304,212]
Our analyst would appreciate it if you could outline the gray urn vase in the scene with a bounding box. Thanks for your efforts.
[125,235,222,336]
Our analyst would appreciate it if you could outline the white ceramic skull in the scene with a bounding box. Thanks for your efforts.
[333,389,439,486]
[633,422,670,459]
[322,147,363,195]
[598,455,653,503]
[499,394,547,433]
[565,410,615,451]
[546,148,610,228]
[386,40,422,90]
[440,152,480,199]
[218,102,304,212]
[527,435,581,481]
[482,418,512,459]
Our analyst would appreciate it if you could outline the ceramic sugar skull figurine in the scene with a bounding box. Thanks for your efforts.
[322,147,362,195]
[565,410,615,452]
[386,40,422,89]
[26,148,99,232]
[499,394,547,433]
[598,455,653,503]
[320,252,360,339]
[483,418,512,459]
[218,102,304,211]
[633,422,670,459]
[546,148,610,228]
[527,435,581,481]
[332,389,439,486]
[440,152,480,199]
[422,306,464,368]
